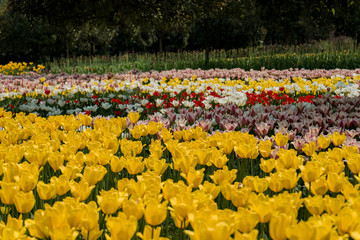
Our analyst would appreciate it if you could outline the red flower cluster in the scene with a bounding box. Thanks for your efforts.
[245,91,322,106]
[298,95,315,103]
[246,91,296,106]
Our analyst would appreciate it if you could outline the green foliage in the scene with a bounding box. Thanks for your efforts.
[45,46,360,74]
[2,0,360,62]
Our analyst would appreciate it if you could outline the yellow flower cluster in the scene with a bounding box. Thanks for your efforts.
[0,108,359,239]
[0,62,45,75]
[143,75,360,96]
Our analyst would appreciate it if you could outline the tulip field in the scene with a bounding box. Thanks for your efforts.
[1,64,360,240]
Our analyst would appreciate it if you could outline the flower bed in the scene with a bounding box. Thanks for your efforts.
[0,68,360,240]
[1,68,360,118]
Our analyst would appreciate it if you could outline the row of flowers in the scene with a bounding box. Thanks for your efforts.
[0,62,45,75]
[0,108,360,239]
[1,70,360,118]
[3,94,360,149]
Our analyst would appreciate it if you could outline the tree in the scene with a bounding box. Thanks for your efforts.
[187,0,244,65]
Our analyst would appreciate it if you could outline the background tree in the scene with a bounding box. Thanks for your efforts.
[1,0,358,63]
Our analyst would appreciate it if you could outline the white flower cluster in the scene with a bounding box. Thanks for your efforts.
[334,83,360,98]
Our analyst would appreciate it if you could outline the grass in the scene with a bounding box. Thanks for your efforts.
[43,38,360,74]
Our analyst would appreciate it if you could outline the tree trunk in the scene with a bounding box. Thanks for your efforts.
[65,37,69,65]
[159,33,164,53]
[204,22,210,67]
[252,25,259,50]
[90,42,94,57]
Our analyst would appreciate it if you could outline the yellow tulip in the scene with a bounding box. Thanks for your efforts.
[217,138,234,155]
[14,191,35,213]
[181,167,204,188]
[234,229,258,240]
[70,179,95,201]
[310,177,328,196]
[182,129,194,141]
[327,172,346,193]
[258,140,273,158]
[103,136,120,154]
[279,169,299,190]
[106,212,137,240]
[144,200,168,226]
[137,225,169,240]
[44,202,71,233]
[273,133,289,147]
[60,162,83,180]
[231,187,252,208]
[193,149,213,166]
[199,181,220,200]
[234,143,259,159]
[267,174,284,193]
[114,141,132,157]
[125,156,145,175]
[307,215,336,240]
[78,114,92,126]
[342,182,359,200]
[210,166,237,185]
[81,227,103,240]
[36,181,57,200]
[304,195,325,216]
[171,130,181,141]
[347,153,360,174]
[286,221,316,240]
[25,145,50,166]
[269,213,293,240]
[276,149,302,170]
[2,162,20,182]
[127,111,140,124]
[272,192,303,219]
[336,207,360,235]
[76,201,99,231]
[332,132,346,146]
[97,188,127,215]
[327,147,344,162]
[260,158,275,173]
[160,128,173,142]
[212,152,228,168]
[1,215,30,240]
[172,210,191,229]
[220,182,235,200]
[317,135,331,149]
[131,125,147,139]
[249,196,273,223]
[243,176,268,193]
[300,161,324,183]
[185,209,234,240]
[175,154,196,174]
[147,121,163,135]
[170,191,193,221]
[18,171,38,192]
[82,165,108,186]
[324,195,345,215]
[25,211,47,239]
[149,139,165,159]
[49,176,70,196]
[145,157,169,176]
[123,198,144,220]
[48,151,65,171]
[162,180,188,201]
[110,156,125,173]
[302,141,317,156]
[235,208,259,233]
